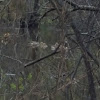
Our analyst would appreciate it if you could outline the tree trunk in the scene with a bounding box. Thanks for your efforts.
[71,22,97,100]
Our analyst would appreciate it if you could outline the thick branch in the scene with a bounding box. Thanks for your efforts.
[71,22,97,100]
[24,44,61,68]
[71,23,99,67]
[24,51,59,68]
[66,0,100,11]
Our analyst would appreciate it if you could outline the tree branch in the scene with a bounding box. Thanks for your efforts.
[66,0,100,12]
[40,8,55,21]
[24,44,61,68]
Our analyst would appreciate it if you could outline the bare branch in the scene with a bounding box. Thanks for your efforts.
[40,8,55,21]
[66,0,100,12]
[0,54,23,64]
[24,44,61,68]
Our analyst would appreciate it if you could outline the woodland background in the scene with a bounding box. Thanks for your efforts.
[0,0,100,100]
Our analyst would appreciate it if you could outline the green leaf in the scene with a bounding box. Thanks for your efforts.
[19,77,23,84]
[10,83,16,90]
[47,19,52,24]
[19,84,24,91]
[27,73,32,80]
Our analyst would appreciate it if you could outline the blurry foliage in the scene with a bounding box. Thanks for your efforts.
[19,84,24,91]
[10,83,16,90]
[19,77,23,84]
[0,0,100,100]
[27,73,32,81]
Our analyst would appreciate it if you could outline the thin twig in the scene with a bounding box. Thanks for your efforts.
[0,54,23,64]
